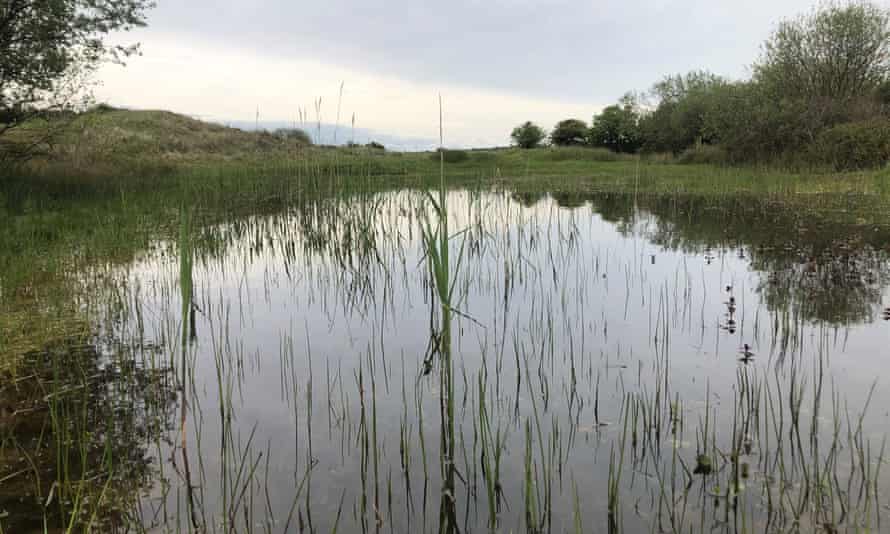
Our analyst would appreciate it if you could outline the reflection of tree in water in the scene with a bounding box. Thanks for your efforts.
[548,191,588,209]
[577,192,890,325]
[510,191,547,208]
[0,337,175,533]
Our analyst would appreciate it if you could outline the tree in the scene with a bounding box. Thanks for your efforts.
[550,119,588,146]
[640,71,726,154]
[1,0,154,163]
[754,2,890,101]
[510,121,546,149]
[651,70,725,103]
[589,94,643,153]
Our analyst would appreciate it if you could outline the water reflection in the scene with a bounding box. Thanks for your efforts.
[568,192,890,325]
[0,337,175,532]
[5,188,890,533]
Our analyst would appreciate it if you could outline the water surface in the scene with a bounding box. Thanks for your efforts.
[7,189,890,533]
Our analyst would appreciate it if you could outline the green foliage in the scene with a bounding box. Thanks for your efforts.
[0,0,153,166]
[701,80,884,164]
[811,119,890,170]
[590,94,643,153]
[755,2,890,101]
[651,70,725,103]
[698,81,806,162]
[631,3,890,168]
[0,0,152,113]
[510,121,547,149]
[640,71,726,154]
[550,119,589,146]
[366,141,385,150]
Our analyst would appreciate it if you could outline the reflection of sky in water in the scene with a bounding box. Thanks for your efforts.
[124,191,890,532]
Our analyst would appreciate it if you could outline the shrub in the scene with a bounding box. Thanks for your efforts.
[431,148,469,163]
[676,144,728,165]
[811,119,890,170]
[550,119,589,146]
[589,95,643,153]
[274,128,312,145]
[366,141,385,150]
[510,121,547,149]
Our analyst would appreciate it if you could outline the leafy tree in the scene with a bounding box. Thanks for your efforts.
[510,121,546,149]
[640,71,726,154]
[650,71,725,103]
[1,0,154,163]
[625,2,890,167]
[550,119,588,146]
[755,2,890,101]
[589,94,643,153]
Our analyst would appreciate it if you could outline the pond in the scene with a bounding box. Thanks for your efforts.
[3,188,890,533]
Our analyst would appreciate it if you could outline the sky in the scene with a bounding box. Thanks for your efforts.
[95,0,820,148]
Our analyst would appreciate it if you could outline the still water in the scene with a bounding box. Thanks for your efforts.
[10,189,890,532]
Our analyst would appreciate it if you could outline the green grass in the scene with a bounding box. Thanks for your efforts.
[3,107,887,193]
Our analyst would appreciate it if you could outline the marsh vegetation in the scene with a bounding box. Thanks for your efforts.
[2,139,890,532]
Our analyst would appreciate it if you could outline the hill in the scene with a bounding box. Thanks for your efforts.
[57,107,310,161]
[1,107,318,177]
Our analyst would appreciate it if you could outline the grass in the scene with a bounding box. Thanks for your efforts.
[4,107,889,192]
[2,107,890,532]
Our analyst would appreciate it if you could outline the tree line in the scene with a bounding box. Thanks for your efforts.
[512,2,890,170]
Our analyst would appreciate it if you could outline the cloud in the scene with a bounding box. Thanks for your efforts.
[95,33,595,147]
[96,0,818,146]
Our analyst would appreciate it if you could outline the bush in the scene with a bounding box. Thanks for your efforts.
[550,119,589,146]
[274,128,312,145]
[811,119,890,170]
[510,121,547,149]
[432,148,469,163]
[676,144,728,165]
[589,96,643,153]
[366,141,385,150]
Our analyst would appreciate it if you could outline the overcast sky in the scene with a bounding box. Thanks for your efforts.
[95,0,820,147]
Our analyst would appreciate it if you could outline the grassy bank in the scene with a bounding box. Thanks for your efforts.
[5,108,888,190]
